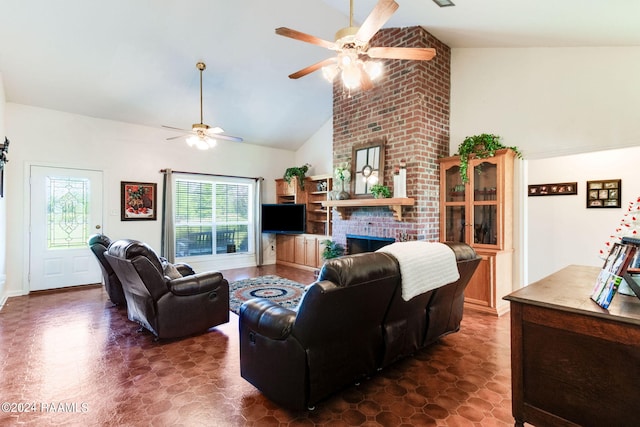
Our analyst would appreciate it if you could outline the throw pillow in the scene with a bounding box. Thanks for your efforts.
[162,261,182,280]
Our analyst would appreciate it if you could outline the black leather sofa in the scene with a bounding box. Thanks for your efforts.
[105,239,229,339]
[238,241,480,410]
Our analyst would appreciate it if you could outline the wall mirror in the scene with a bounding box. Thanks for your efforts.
[351,138,386,198]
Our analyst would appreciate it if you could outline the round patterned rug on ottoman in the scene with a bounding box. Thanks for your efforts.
[229,275,307,314]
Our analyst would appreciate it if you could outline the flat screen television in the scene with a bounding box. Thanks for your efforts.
[261,203,306,234]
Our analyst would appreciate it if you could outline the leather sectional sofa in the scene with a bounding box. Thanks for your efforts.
[238,241,480,410]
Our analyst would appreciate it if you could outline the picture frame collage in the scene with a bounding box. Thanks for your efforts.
[528,182,577,196]
[528,178,623,210]
[586,179,621,208]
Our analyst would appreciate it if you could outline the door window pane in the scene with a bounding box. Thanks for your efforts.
[47,177,90,249]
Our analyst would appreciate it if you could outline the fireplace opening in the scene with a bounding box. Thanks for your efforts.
[346,234,395,255]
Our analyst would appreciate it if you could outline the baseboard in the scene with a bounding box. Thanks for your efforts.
[0,285,31,311]
[0,275,6,310]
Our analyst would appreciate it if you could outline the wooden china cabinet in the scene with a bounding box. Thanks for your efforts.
[274,175,332,271]
[438,149,516,316]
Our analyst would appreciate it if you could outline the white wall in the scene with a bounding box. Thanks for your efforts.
[0,74,6,307]
[526,147,640,284]
[5,103,297,297]
[295,118,333,177]
[451,46,640,290]
[450,47,640,159]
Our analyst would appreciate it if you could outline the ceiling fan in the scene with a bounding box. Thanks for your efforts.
[163,62,243,150]
[275,0,436,90]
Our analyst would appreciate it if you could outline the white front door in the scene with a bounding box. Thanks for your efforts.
[29,166,103,291]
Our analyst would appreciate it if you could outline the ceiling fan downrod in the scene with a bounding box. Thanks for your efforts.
[196,62,206,127]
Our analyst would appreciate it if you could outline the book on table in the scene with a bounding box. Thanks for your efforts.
[591,242,638,309]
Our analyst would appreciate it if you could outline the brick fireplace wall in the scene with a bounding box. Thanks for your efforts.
[332,26,451,247]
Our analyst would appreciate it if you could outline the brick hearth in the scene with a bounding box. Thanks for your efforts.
[332,26,451,245]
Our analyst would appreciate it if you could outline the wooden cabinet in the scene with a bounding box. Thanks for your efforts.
[505,265,640,427]
[275,178,306,205]
[438,149,515,315]
[275,175,332,235]
[294,235,318,268]
[275,234,295,263]
[276,234,326,271]
[305,175,332,236]
[274,175,333,271]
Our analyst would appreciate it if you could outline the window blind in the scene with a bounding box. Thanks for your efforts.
[174,177,253,258]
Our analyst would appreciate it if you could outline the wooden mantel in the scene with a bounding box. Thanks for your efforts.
[322,198,415,221]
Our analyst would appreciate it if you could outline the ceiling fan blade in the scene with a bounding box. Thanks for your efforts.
[288,57,337,79]
[212,133,244,143]
[207,126,225,134]
[162,125,191,132]
[166,134,190,141]
[167,131,243,143]
[355,0,399,44]
[275,27,336,50]
[367,47,436,61]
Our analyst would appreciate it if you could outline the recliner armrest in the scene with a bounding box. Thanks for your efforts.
[239,298,296,340]
[167,271,225,296]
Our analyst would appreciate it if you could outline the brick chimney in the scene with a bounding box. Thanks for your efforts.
[332,26,451,246]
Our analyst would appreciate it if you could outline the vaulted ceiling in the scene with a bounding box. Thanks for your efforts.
[1,0,638,150]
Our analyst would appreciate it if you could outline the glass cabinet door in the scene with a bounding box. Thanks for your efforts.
[445,165,465,202]
[443,164,467,242]
[472,161,498,246]
[445,206,466,242]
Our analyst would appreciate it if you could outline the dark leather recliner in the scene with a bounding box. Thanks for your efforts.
[105,239,229,339]
[88,234,126,306]
[238,242,480,410]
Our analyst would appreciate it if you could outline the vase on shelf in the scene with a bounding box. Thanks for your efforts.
[336,180,350,200]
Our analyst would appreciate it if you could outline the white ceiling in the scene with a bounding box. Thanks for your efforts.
[1,0,638,151]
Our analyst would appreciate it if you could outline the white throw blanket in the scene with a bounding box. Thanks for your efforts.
[377,241,460,301]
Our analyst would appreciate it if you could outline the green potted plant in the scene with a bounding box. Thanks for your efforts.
[321,239,345,260]
[370,184,391,199]
[455,134,522,183]
[283,163,311,190]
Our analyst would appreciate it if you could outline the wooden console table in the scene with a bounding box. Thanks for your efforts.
[504,265,640,427]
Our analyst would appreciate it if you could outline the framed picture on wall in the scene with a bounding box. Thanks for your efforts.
[528,182,577,196]
[586,179,621,208]
[121,181,157,220]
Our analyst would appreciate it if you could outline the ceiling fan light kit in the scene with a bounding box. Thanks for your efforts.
[275,0,436,91]
[186,135,216,150]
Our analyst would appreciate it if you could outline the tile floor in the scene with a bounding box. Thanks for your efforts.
[0,264,515,426]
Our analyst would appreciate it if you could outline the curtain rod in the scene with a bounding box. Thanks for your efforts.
[160,169,263,181]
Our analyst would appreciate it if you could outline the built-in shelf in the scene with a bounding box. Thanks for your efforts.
[322,198,415,221]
